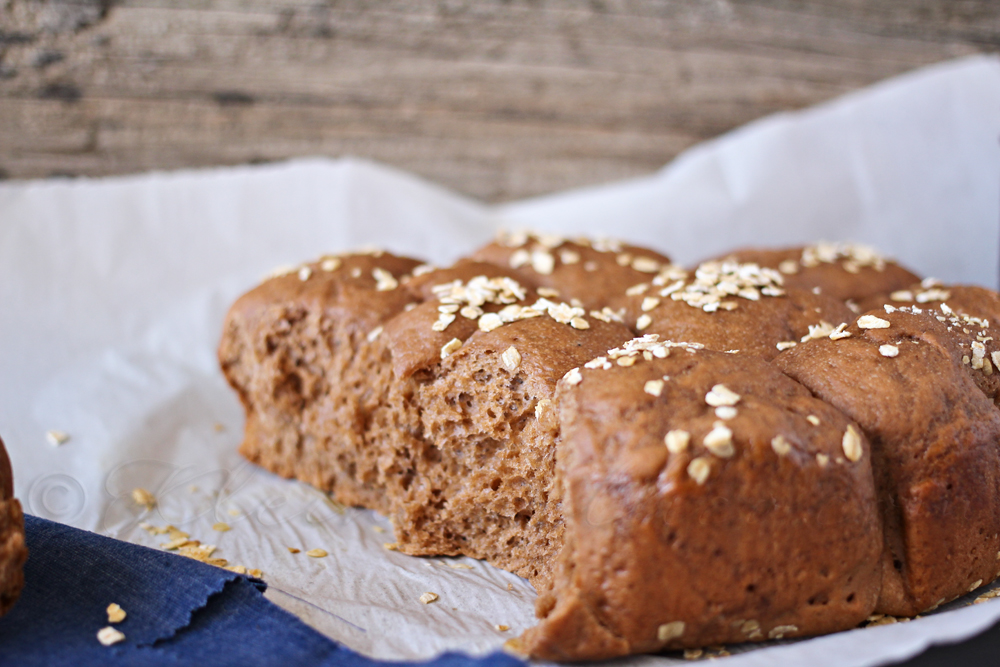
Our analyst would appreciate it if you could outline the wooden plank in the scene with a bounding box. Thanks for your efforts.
[0,0,997,199]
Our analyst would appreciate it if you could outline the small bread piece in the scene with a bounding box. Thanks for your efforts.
[0,436,27,616]
[624,260,854,359]
[777,307,1000,616]
[708,242,920,304]
[523,337,881,660]
[470,231,675,313]
[371,278,633,585]
[218,251,423,511]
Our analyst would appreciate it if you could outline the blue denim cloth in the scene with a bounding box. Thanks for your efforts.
[0,516,525,667]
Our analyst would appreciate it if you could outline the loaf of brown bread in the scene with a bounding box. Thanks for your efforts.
[220,235,1000,661]
[0,436,27,616]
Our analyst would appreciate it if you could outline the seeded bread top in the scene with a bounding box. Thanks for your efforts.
[705,242,920,303]
[620,260,855,359]
[471,231,675,312]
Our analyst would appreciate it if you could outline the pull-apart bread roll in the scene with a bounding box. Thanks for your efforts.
[471,230,675,313]
[620,259,855,359]
[369,270,632,584]
[0,436,27,615]
[522,337,881,660]
[219,251,425,512]
[707,242,920,305]
[220,250,633,586]
[778,305,1000,616]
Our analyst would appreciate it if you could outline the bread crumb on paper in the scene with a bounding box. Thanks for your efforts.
[132,488,156,510]
[46,430,70,446]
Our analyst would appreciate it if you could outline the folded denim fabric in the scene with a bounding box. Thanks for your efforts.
[0,516,525,667]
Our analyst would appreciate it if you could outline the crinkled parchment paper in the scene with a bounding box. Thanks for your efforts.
[1,55,998,666]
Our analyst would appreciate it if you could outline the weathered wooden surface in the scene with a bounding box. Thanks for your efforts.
[1,0,998,201]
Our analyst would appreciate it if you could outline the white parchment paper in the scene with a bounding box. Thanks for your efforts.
[1,55,999,666]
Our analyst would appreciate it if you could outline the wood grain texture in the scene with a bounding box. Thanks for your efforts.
[1,0,998,201]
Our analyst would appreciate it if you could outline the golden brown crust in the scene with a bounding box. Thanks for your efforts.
[777,307,1000,615]
[0,436,27,616]
[711,244,920,303]
[525,343,881,660]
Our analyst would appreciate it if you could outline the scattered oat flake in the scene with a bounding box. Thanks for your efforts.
[367,325,383,342]
[704,423,735,458]
[298,266,312,281]
[321,257,341,272]
[106,603,126,624]
[495,624,510,632]
[683,648,704,660]
[771,435,792,457]
[212,522,231,532]
[879,344,899,358]
[644,379,665,397]
[132,488,156,510]
[768,624,798,639]
[306,549,328,558]
[776,341,797,351]
[563,368,583,385]
[806,415,821,426]
[46,430,70,446]
[161,537,192,550]
[446,562,473,570]
[287,547,301,554]
[227,509,240,517]
[858,315,890,329]
[384,542,399,551]
[829,323,852,340]
[501,346,522,372]
[440,338,463,359]
[506,583,514,591]
[778,259,799,275]
[715,406,737,420]
[226,565,248,574]
[842,425,863,462]
[687,457,711,485]
[705,384,741,407]
[816,453,830,467]
[658,620,685,642]
[419,592,439,604]
[97,626,125,646]
[636,314,652,330]
[665,430,690,454]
